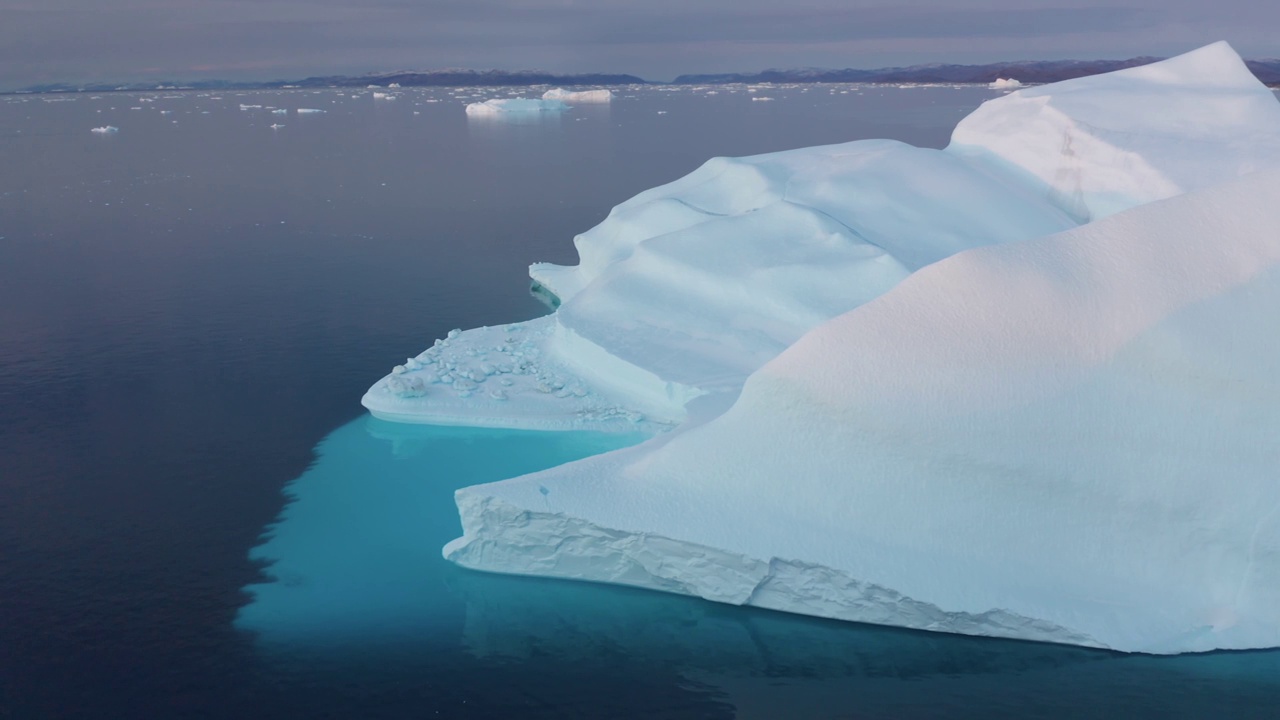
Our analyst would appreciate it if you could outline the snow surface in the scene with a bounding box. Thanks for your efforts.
[446,165,1280,654]
[952,42,1280,222]
[465,98,569,116]
[361,42,1280,652]
[542,88,612,103]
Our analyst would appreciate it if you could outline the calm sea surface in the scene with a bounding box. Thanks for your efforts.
[3,85,1279,719]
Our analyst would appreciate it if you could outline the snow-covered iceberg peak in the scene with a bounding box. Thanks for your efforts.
[950,41,1280,221]
[446,165,1280,655]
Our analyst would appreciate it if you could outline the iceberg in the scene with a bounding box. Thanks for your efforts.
[365,42,1279,432]
[464,98,569,116]
[90,126,118,134]
[445,165,1280,655]
[988,78,1023,90]
[364,42,1280,653]
[542,88,613,103]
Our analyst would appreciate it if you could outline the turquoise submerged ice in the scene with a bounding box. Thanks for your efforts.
[369,42,1280,654]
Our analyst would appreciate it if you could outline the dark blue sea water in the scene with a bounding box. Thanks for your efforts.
[3,85,1279,719]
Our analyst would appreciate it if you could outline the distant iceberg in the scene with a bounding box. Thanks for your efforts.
[90,126,118,134]
[988,78,1023,89]
[465,98,569,116]
[296,108,326,114]
[367,42,1280,654]
[542,88,613,103]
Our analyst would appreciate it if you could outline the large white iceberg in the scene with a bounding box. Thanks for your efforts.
[988,78,1023,90]
[366,42,1280,653]
[447,165,1280,655]
[543,88,613,103]
[365,41,1280,432]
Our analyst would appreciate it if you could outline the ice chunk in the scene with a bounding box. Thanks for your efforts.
[542,88,613,103]
[296,108,326,114]
[90,126,118,134]
[446,165,1280,655]
[465,98,569,116]
[988,78,1023,90]
[952,41,1280,221]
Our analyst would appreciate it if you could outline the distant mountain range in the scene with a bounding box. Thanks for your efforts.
[11,57,1280,94]
[14,70,647,94]
[674,58,1280,86]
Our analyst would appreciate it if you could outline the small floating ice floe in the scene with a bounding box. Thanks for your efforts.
[989,78,1024,90]
[90,126,119,134]
[296,108,325,114]
[270,123,285,130]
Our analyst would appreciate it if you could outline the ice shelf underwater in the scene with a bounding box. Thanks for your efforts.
[364,42,1280,655]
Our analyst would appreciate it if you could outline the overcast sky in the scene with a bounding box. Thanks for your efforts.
[3,0,1278,89]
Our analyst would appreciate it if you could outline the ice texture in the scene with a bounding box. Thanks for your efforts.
[542,88,612,103]
[465,98,569,116]
[363,42,1280,653]
[446,165,1280,655]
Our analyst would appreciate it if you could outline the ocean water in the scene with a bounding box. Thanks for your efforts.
[3,85,1280,719]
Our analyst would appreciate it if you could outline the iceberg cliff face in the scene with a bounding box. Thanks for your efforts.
[365,42,1280,653]
[447,166,1280,654]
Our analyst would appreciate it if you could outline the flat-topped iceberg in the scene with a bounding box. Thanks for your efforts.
[543,88,613,103]
[465,98,569,116]
[365,42,1280,653]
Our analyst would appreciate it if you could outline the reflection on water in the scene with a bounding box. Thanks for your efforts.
[239,415,1280,718]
